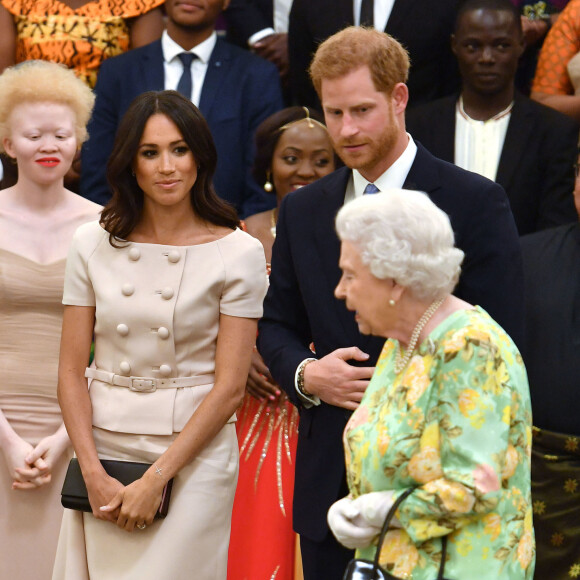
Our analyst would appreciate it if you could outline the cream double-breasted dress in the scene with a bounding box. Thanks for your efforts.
[52,221,267,580]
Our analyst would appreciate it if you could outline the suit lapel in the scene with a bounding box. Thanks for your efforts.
[199,39,229,118]
[141,41,165,91]
[434,97,457,163]
[313,168,363,343]
[403,143,442,194]
[386,0,420,33]
[495,94,531,191]
[340,0,355,25]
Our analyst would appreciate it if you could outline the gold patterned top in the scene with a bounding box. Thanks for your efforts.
[1,0,164,87]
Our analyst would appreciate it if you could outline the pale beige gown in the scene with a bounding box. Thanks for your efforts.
[0,250,72,580]
[52,221,268,580]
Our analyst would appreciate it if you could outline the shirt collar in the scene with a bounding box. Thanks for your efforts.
[457,95,514,123]
[161,30,217,65]
[352,134,418,196]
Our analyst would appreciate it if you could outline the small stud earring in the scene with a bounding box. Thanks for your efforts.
[389,299,396,307]
[264,171,273,192]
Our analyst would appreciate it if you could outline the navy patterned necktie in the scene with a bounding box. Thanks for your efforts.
[177,53,196,99]
[363,182,380,194]
[360,0,374,27]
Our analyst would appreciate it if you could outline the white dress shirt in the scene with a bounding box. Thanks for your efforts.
[353,0,394,31]
[162,30,217,106]
[454,97,512,182]
[346,133,418,202]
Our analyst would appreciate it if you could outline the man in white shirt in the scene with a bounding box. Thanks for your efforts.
[81,0,284,217]
[258,25,524,580]
[406,0,579,235]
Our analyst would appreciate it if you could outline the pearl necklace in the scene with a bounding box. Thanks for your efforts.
[394,297,445,374]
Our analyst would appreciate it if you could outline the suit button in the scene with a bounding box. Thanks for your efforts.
[161,287,174,300]
[159,364,172,376]
[158,327,170,339]
[119,361,131,375]
[128,248,141,261]
[117,324,129,336]
[122,283,135,296]
[168,250,181,263]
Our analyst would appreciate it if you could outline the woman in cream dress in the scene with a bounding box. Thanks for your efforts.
[0,61,100,580]
[54,90,268,580]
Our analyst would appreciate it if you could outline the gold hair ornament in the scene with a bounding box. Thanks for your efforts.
[279,106,328,132]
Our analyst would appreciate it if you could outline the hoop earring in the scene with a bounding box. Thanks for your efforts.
[264,171,273,192]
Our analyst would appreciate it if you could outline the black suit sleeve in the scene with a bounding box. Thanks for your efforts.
[534,111,579,232]
[288,0,320,108]
[224,0,272,47]
[257,195,314,407]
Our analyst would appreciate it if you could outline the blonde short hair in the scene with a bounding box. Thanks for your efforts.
[309,26,410,98]
[0,61,95,150]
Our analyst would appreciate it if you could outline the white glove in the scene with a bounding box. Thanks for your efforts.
[351,490,401,528]
[327,496,381,549]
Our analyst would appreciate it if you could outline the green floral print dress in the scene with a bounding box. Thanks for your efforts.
[344,307,535,580]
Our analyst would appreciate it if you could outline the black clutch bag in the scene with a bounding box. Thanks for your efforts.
[343,488,451,580]
[61,458,173,518]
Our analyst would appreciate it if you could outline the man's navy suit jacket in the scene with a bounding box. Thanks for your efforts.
[406,93,579,235]
[258,143,525,541]
[81,38,284,217]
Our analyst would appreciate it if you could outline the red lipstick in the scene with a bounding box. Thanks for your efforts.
[36,157,60,167]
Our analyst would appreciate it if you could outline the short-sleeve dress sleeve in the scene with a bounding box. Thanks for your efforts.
[218,229,268,319]
[62,221,107,307]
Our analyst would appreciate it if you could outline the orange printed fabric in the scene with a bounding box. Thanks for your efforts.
[532,0,580,95]
[1,0,165,87]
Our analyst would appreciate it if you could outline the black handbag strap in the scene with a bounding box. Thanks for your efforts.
[372,488,448,580]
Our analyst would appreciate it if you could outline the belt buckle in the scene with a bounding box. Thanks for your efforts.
[129,377,157,393]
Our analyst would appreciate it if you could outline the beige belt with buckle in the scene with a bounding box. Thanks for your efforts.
[85,368,215,393]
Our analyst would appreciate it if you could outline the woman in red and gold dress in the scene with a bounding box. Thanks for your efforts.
[229,107,337,580]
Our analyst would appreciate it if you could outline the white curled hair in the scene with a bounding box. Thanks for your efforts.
[335,189,465,301]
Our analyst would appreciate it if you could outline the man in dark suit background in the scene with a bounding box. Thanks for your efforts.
[288,0,461,110]
[406,0,579,236]
[81,0,284,217]
[223,0,291,84]
[258,26,524,580]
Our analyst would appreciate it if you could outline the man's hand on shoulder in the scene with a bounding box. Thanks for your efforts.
[303,347,374,410]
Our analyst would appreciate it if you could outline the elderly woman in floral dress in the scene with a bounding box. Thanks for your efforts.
[328,189,535,580]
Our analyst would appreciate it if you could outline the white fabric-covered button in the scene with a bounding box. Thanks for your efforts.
[122,283,135,296]
[119,361,131,375]
[158,327,170,339]
[128,248,141,261]
[168,250,181,263]
[161,287,174,300]
[159,364,172,376]
[116,323,129,336]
